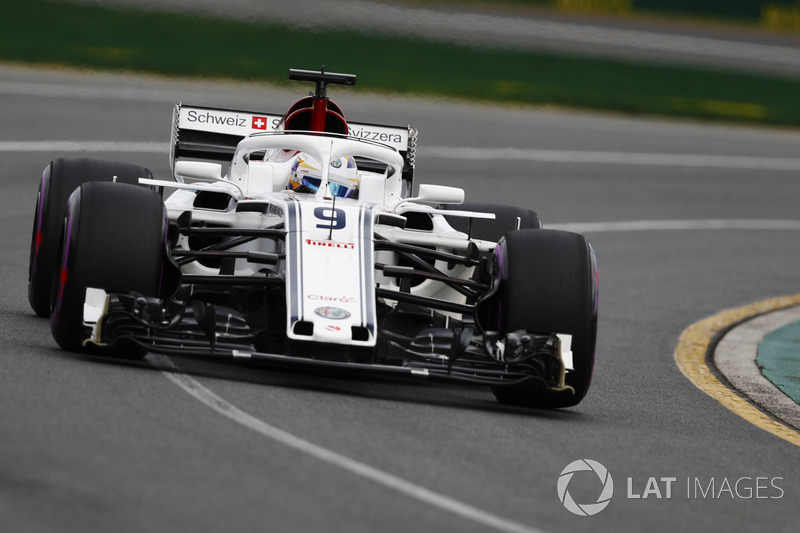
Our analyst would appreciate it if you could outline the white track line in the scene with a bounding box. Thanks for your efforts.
[148,354,546,533]
[423,146,800,171]
[551,219,800,233]
[0,141,164,152]
[5,141,800,171]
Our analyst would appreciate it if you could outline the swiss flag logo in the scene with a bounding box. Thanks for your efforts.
[252,116,268,130]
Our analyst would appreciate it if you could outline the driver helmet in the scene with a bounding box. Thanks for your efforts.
[288,153,359,198]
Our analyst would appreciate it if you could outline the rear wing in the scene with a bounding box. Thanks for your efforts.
[170,104,418,191]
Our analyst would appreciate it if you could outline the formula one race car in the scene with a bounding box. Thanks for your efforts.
[27,68,598,408]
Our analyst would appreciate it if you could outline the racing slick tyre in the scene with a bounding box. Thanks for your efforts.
[50,181,167,355]
[444,202,541,241]
[28,158,154,317]
[491,229,598,409]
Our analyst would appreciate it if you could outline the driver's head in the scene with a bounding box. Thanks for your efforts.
[288,154,358,198]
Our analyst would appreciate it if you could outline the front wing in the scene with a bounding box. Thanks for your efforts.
[82,287,576,397]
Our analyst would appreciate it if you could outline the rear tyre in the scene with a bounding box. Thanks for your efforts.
[50,182,167,355]
[491,229,598,408]
[444,202,541,241]
[28,158,154,317]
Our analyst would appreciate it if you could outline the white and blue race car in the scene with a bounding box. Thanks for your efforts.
[28,68,598,408]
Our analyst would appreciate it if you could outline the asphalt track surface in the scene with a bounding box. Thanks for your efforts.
[2,65,800,532]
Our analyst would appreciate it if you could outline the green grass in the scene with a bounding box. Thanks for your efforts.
[3,0,800,127]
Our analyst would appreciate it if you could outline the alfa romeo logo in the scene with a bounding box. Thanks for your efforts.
[557,459,614,516]
[314,306,351,320]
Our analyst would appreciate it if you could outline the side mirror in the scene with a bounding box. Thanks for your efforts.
[174,161,224,182]
[412,184,464,205]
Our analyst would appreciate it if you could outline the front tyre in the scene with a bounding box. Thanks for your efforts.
[28,158,154,317]
[491,229,598,408]
[50,182,167,354]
